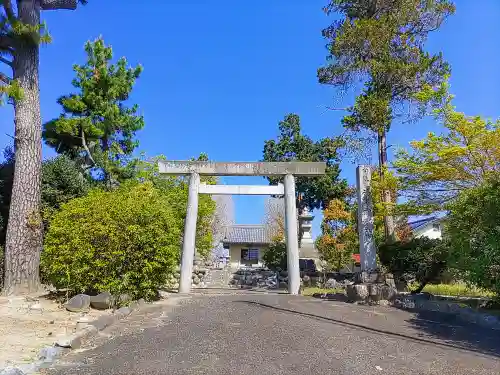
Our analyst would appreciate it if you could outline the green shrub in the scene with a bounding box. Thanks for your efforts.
[447,177,500,297]
[41,182,182,301]
[262,241,287,271]
[378,237,450,293]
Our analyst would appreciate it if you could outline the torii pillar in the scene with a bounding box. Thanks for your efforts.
[158,161,326,295]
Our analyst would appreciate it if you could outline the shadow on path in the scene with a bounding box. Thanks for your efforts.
[235,300,500,359]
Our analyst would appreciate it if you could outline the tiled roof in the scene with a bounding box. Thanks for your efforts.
[408,216,439,231]
[222,225,273,244]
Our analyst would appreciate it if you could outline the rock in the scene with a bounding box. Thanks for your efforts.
[279,282,288,289]
[380,285,397,300]
[38,346,63,362]
[55,335,81,349]
[158,290,169,299]
[117,293,131,306]
[64,294,91,313]
[302,275,311,287]
[0,367,25,375]
[90,291,113,310]
[346,284,369,302]
[356,271,380,284]
[115,306,132,318]
[325,278,338,289]
[192,276,200,285]
[280,270,288,277]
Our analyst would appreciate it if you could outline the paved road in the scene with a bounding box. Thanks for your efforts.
[47,293,500,375]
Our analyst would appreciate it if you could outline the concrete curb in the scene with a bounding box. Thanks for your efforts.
[0,298,147,375]
[391,294,500,330]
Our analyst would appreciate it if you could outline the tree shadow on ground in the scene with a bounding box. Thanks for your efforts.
[402,308,500,358]
[236,300,500,359]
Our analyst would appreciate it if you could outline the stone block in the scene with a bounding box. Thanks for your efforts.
[38,346,63,363]
[356,271,380,284]
[115,306,132,318]
[325,278,339,289]
[346,284,369,302]
[65,294,91,313]
[0,367,25,375]
[90,292,113,310]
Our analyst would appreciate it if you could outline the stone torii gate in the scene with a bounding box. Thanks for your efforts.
[158,161,326,295]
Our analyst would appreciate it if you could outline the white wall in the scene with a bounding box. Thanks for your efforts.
[414,222,443,240]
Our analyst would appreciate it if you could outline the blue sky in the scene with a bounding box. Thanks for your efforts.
[1,1,499,238]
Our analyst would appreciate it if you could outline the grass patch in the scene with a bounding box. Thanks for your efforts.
[411,283,495,298]
[302,287,345,296]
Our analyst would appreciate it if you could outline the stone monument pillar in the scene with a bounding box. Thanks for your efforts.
[345,165,397,303]
[356,165,377,272]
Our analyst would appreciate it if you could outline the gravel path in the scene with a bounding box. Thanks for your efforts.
[46,293,500,375]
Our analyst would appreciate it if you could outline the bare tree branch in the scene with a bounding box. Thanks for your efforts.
[40,0,77,10]
[80,128,96,166]
[2,0,16,20]
[0,36,15,51]
[0,71,11,84]
[0,55,12,67]
[325,106,349,111]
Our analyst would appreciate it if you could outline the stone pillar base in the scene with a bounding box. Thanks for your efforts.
[346,283,397,303]
[347,271,397,303]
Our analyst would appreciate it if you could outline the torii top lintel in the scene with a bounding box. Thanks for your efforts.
[158,161,326,176]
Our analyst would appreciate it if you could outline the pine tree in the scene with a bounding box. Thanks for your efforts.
[1,0,85,295]
[43,37,144,183]
[318,0,455,242]
[263,113,348,213]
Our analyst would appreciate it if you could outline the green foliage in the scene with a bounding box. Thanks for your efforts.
[446,177,500,297]
[409,282,495,298]
[394,105,500,212]
[126,153,217,259]
[262,241,287,271]
[1,1,87,102]
[302,287,345,296]
[318,1,454,240]
[42,182,182,300]
[319,0,454,129]
[42,155,91,216]
[0,149,92,243]
[315,198,357,271]
[378,237,450,293]
[263,113,348,211]
[43,37,144,182]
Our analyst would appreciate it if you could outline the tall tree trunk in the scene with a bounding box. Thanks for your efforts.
[377,130,396,243]
[3,0,43,295]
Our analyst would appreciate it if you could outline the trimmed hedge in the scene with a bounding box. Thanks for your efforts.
[41,182,182,300]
